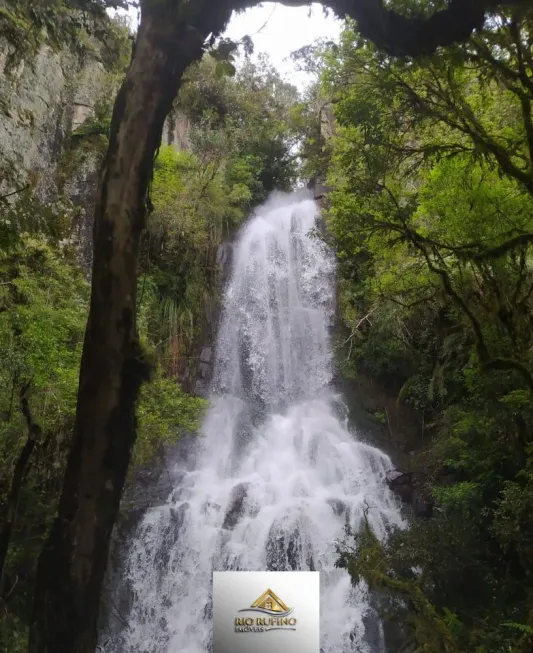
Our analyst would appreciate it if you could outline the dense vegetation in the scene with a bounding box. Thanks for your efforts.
[304,8,533,653]
[20,2,531,651]
[3,0,533,652]
[141,54,299,385]
[0,7,300,648]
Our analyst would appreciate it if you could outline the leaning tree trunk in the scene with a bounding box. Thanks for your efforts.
[29,2,236,652]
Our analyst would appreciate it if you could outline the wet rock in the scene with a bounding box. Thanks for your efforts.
[386,469,435,517]
[266,529,286,571]
[194,379,209,398]
[154,525,177,567]
[203,598,213,621]
[216,242,230,268]
[265,527,303,571]
[386,469,414,503]
[222,483,250,530]
[199,362,211,379]
[326,498,346,517]
[362,396,382,413]
[202,500,222,516]
[412,490,434,519]
[386,469,413,486]
[287,532,302,570]
[362,603,386,651]
[200,346,212,364]
[170,502,189,530]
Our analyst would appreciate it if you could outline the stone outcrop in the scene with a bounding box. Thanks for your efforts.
[308,101,336,203]
[191,242,233,398]
[385,470,414,502]
[222,483,250,530]
[162,108,191,151]
[0,27,117,275]
[386,469,434,518]
[1,39,77,192]
[0,26,192,273]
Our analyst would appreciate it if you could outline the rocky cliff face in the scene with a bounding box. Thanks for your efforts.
[162,107,192,152]
[2,10,222,403]
[0,38,103,191]
[0,11,122,272]
[0,24,196,272]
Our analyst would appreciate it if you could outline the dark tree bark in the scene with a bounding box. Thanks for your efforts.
[29,2,236,652]
[263,0,533,56]
[28,0,533,652]
[0,384,41,595]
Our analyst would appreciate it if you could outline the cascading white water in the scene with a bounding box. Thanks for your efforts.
[108,194,403,653]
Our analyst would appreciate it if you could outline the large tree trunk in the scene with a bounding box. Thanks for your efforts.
[29,2,235,652]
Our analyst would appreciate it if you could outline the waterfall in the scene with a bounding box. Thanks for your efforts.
[106,193,403,653]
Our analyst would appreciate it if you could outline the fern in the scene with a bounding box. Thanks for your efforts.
[502,622,533,635]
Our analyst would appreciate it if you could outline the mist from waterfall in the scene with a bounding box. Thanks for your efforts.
[106,193,404,653]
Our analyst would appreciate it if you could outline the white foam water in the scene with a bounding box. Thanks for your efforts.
[106,194,403,653]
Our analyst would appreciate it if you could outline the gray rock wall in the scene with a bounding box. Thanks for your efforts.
[0,32,193,272]
[0,31,113,272]
[162,108,192,151]
[0,37,106,193]
[1,38,74,192]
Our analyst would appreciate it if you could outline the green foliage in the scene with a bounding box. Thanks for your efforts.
[316,10,533,653]
[0,5,42,72]
[135,372,207,466]
[0,195,209,647]
[179,54,299,199]
[0,1,132,72]
[289,41,338,183]
[1,190,78,242]
[0,231,87,441]
[139,55,300,376]
[337,516,460,653]
[0,228,88,649]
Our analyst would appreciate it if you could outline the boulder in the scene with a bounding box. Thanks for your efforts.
[222,483,250,530]
[216,242,230,268]
[386,470,413,486]
[386,469,414,503]
[412,490,434,519]
[386,469,435,517]
[199,362,210,379]
[200,346,213,364]
[194,379,209,398]
[326,498,347,517]
[170,502,189,530]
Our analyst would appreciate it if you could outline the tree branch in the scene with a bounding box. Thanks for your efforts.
[407,230,533,392]
[394,74,533,194]
[0,383,41,593]
[276,0,485,55]
[234,0,533,56]
[471,232,533,260]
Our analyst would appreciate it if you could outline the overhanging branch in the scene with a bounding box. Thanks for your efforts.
[236,0,533,56]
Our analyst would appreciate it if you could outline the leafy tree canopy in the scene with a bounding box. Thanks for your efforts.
[314,7,533,652]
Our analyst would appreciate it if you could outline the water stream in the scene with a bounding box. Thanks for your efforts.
[106,194,403,653]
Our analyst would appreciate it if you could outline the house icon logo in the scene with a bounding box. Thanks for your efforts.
[250,588,292,616]
[234,588,296,632]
